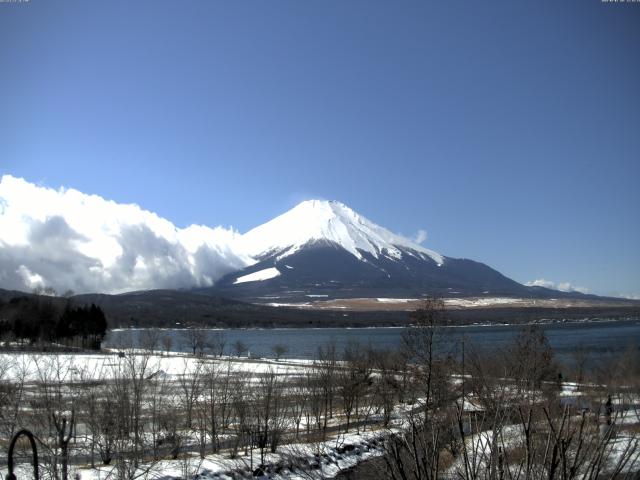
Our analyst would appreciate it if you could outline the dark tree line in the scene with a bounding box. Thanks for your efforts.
[0,295,107,349]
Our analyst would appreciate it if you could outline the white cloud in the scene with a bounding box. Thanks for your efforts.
[525,278,589,294]
[524,278,556,289]
[0,175,254,294]
[413,229,428,244]
[617,293,640,300]
[16,265,45,289]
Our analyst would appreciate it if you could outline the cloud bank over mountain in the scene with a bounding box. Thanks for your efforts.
[0,175,252,294]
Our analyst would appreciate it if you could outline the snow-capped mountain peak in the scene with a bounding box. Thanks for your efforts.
[238,200,444,265]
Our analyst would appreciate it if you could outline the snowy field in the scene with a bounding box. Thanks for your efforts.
[2,348,639,479]
[2,429,390,480]
[0,350,398,479]
[0,351,313,382]
[258,295,636,312]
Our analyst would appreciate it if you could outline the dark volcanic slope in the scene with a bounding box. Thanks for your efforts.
[71,289,403,328]
[208,241,595,303]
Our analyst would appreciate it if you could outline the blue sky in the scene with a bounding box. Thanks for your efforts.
[1,0,639,297]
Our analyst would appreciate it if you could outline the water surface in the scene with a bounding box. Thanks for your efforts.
[104,319,640,366]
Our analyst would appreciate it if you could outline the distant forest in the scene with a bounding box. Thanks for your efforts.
[0,294,107,350]
[1,287,639,334]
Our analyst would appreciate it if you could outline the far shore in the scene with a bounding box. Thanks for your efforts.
[109,315,640,332]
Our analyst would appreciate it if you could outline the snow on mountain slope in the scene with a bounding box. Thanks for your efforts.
[238,200,444,265]
[233,267,281,284]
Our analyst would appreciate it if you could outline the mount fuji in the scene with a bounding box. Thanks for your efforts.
[208,200,573,302]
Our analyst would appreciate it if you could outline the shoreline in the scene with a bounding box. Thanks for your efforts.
[110,315,640,332]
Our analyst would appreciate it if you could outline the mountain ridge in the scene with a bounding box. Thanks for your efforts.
[210,200,597,302]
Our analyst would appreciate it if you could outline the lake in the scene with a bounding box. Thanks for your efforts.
[104,318,640,367]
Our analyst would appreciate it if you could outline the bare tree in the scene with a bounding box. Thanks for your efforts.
[382,297,454,480]
[304,366,325,436]
[178,357,203,429]
[147,364,171,461]
[338,341,372,433]
[107,348,156,477]
[316,341,338,438]
[138,329,161,353]
[182,328,206,356]
[253,368,287,464]
[272,343,288,361]
[233,339,248,357]
[0,355,27,455]
[202,358,234,453]
[162,334,173,355]
[230,370,252,457]
[206,331,226,357]
[288,376,308,439]
[31,355,78,480]
[374,350,406,427]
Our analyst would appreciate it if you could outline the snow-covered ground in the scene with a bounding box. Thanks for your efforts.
[443,297,526,307]
[376,298,419,303]
[0,351,313,382]
[2,351,639,479]
[0,350,397,479]
[1,429,390,480]
[257,295,637,312]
